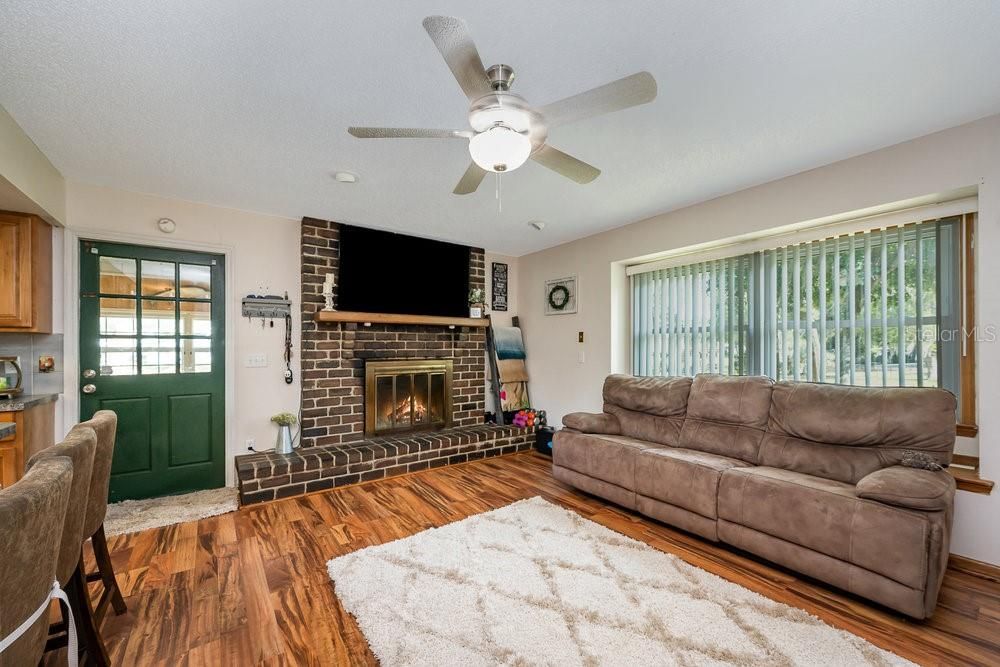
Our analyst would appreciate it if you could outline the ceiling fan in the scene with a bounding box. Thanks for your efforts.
[348,16,657,195]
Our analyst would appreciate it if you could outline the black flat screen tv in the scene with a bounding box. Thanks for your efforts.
[337,224,471,317]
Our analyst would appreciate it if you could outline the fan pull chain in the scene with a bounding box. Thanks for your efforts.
[495,172,502,214]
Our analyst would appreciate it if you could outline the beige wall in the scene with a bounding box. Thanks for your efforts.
[0,105,65,224]
[517,113,1000,564]
[62,183,302,484]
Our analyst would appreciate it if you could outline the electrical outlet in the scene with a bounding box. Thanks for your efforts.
[245,437,256,450]
[245,353,268,368]
[578,348,586,364]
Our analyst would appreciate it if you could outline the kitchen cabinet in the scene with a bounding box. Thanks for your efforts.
[0,398,56,488]
[0,211,53,333]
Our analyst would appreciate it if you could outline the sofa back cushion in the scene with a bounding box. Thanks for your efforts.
[759,381,957,483]
[602,374,691,447]
[678,374,773,462]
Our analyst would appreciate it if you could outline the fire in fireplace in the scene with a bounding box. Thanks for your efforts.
[364,359,453,436]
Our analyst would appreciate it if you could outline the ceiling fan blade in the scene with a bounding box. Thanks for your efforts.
[422,16,492,101]
[453,162,487,195]
[531,145,601,184]
[348,127,472,139]
[537,71,657,127]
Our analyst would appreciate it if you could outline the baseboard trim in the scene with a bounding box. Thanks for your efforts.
[948,554,1000,583]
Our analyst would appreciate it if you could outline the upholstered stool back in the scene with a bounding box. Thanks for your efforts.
[0,457,73,667]
[79,411,117,539]
[27,425,97,585]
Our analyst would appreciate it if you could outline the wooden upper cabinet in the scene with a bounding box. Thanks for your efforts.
[0,212,53,333]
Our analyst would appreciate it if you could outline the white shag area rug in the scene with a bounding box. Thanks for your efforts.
[327,497,913,667]
[104,487,239,536]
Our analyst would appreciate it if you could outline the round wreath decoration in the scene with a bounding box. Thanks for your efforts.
[547,284,571,311]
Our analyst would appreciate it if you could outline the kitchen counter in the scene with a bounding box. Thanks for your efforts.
[0,422,14,439]
[0,393,59,412]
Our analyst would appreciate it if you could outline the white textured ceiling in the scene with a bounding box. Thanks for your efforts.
[2,2,999,256]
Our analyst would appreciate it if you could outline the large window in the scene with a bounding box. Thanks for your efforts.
[631,214,976,431]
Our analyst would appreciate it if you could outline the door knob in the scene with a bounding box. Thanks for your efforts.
[82,384,97,394]
[82,368,97,379]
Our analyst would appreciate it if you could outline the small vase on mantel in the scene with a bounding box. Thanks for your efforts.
[468,288,486,318]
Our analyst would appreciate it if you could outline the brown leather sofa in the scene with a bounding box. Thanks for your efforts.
[553,373,958,618]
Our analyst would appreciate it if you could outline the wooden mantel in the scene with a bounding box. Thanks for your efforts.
[313,310,489,328]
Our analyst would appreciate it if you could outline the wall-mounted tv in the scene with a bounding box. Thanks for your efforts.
[337,224,470,317]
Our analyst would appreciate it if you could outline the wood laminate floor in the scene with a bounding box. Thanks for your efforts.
[80,452,1000,666]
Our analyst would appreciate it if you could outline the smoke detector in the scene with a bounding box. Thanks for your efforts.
[333,171,359,183]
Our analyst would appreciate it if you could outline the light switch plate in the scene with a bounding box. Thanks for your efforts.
[245,353,268,368]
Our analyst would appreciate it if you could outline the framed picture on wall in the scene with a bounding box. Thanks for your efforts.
[544,275,578,315]
[491,262,508,311]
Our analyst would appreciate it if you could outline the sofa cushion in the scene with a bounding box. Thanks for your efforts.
[552,430,665,490]
[635,447,751,519]
[678,374,773,463]
[856,466,955,511]
[562,411,620,434]
[602,374,691,447]
[759,382,956,483]
[717,466,932,589]
[602,374,692,416]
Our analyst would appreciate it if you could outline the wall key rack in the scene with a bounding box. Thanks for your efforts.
[242,294,292,320]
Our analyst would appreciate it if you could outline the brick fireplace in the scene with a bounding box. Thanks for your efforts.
[233,217,533,505]
[297,217,486,445]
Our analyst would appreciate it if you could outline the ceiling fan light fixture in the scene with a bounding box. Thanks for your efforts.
[469,124,531,173]
[469,104,531,132]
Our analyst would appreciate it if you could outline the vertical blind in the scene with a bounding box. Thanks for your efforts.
[631,217,962,399]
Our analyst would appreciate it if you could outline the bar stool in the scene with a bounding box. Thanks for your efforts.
[28,425,109,667]
[78,411,126,623]
[0,457,73,667]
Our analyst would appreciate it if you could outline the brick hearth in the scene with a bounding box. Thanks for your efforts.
[233,217,532,505]
[236,424,534,505]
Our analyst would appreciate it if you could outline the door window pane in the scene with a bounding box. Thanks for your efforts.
[99,257,137,295]
[141,260,176,297]
[180,338,212,373]
[141,338,177,374]
[180,301,212,336]
[141,299,176,335]
[100,297,137,335]
[179,264,212,299]
[99,337,137,376]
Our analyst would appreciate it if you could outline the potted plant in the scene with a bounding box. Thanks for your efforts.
[270,412,297,455]
[468,287,486,318]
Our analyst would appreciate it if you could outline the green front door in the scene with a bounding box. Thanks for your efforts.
[79,240,226,501]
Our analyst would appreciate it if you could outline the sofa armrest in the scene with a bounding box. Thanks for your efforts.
[562,412,621,435]
[856,466,956,511]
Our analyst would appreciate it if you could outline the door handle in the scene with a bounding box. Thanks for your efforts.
[82,384,97,394]
[82,369,97,379]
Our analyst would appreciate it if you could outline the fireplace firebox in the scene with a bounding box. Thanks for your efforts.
[364,359,453,436]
